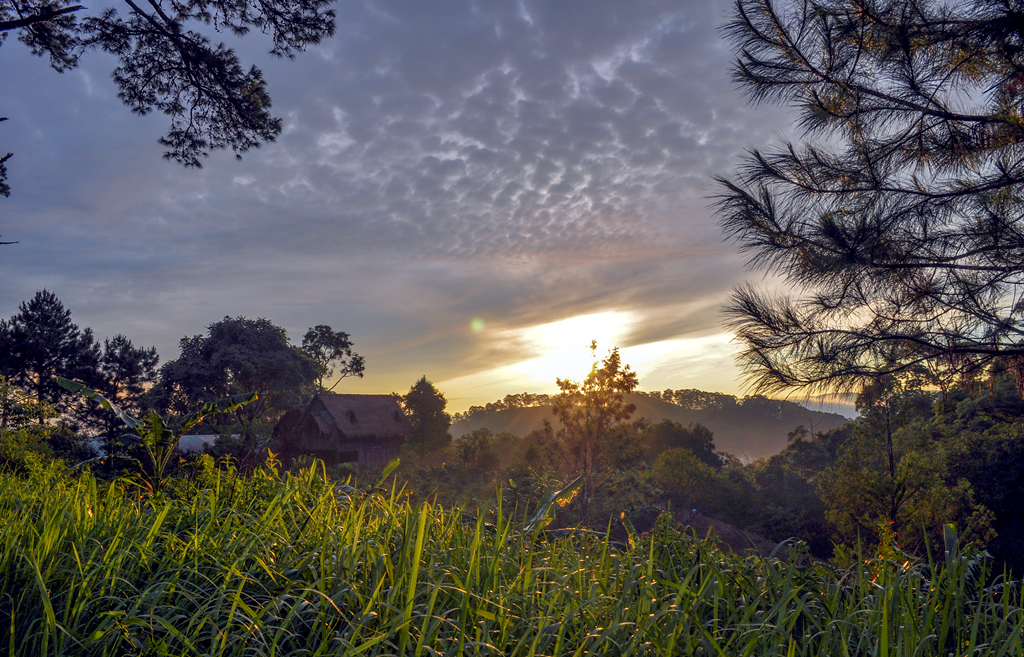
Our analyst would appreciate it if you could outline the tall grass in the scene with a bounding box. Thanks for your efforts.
[1,461,1021,656]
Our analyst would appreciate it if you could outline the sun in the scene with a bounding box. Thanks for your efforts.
[508,311,638,385]
[439,310,744,411]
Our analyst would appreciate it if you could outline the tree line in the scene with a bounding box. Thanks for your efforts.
[8,287,1024,572]
[0,289,465,471]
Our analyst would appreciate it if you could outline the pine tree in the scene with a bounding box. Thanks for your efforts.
[0,290,101,415]
[716,0,1024,394]
[93,334,159,436]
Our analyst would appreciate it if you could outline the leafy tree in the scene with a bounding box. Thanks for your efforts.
[748,427,842,556]
[0,289,101,414]
[154,316,319,460]
[300,325,365,391]
[651,447,718,509]
[911,371,1024,569]
[642,419,724,468]
[716,0,1024,394]
[945,423,1024,570]
[855,373,934,497]
[819,376,992,553]
[0,0,336,196]
[549,342,639,521]
[401,376,452,459]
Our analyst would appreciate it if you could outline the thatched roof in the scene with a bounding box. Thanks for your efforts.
[307,393,410,440]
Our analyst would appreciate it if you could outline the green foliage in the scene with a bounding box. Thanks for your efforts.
[155,316,319,463]
[643,419,723,468]
[453,427,499,471]
[549,342,639,521]
[651,447,717,507]
[650,448,757,529]
[0,376,69,475]
[523,474,584,533]
[912,372,1024,570]
[0,426,52,476]
[1,466,1022,655]
[58,377,255,494]
[749,430,838,556]
[819,375,996,556]
[586,467,663,537]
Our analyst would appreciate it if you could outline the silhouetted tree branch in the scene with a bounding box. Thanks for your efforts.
[0,0,335,200]
[0,3,81,32]
[716,0,1024,395]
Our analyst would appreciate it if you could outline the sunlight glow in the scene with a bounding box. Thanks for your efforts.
[440,311,747,411]
[507,311,638,384]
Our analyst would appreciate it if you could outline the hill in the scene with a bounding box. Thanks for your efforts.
[450,392,849,461]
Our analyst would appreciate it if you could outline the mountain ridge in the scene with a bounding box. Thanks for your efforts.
[450,392,850,461]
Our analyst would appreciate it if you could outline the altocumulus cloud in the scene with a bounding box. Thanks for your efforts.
[0,0,793,406]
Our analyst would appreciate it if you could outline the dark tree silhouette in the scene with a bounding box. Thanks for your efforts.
[401,376,451,458]
[0,291,160,437]
[643,419,724,469]
[716,0,1024,395]
[154,316,320,462]
[156,316,318,414]
[0,290,101,413]
[92,334,159,436]
[301,325,365,391]
[0,0,336,195]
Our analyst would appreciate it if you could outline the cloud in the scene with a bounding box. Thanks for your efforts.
[0,0,795,408]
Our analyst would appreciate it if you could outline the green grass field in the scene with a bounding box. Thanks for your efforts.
[2,461,1022,656]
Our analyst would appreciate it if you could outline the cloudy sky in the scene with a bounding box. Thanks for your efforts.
[0,0,800,411]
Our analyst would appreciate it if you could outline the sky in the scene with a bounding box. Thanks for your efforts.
[0,0,807,413]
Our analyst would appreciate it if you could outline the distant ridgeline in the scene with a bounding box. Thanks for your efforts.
[451,390,850,461]
[451,392,555,423]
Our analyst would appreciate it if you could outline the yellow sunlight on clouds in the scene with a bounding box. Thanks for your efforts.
[509,311,638,384]
[440,311,745,412]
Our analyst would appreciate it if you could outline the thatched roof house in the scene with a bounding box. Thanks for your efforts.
[273,393,411,467]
